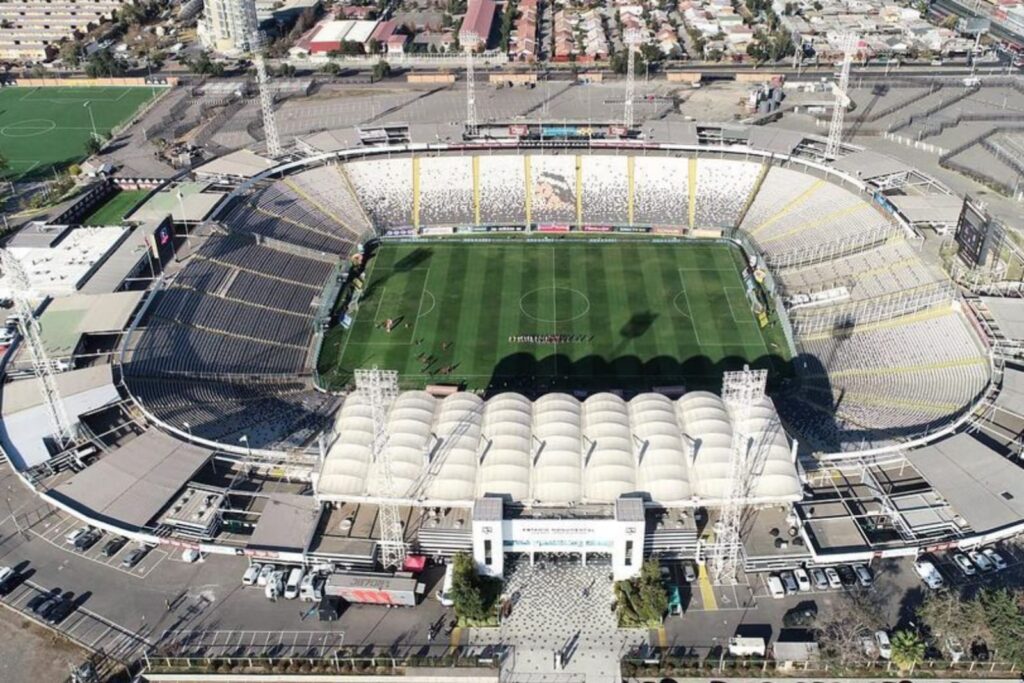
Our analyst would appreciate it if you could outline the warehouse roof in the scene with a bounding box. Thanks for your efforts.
[318,390,801,507]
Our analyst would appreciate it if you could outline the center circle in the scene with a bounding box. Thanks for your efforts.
[0,119,56,138]
[519,287,590,323]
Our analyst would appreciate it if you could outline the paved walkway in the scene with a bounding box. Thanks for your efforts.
[467,561,646,683]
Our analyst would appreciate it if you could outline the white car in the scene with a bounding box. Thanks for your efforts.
[793,568,812,592]
[283,567,303,600]
[824,567,842,589]
[968,550,994,572]
[953,553,976,576]
[766,574,785,599]
[875,630,892,659]
[65,526,91,545]
[257,563,276,587]
[913,559,944,590]
[181,548,200,563]
[982,547,1008,571]
[242,563,262,586]
[810,567,828,590]
[264,570,285,600]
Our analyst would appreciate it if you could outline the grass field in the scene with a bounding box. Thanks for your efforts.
[0,87,162,180]
[83,189,150,225]
[318,239,792,394]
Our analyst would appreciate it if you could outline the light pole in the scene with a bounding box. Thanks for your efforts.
[6,486,23,538]
[239,434,250,459]
[175,190,191,255]
[83,101,98,142]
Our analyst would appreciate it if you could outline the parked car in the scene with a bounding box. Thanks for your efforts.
[318,596,342,621]
[181,548,200,563]
[121,546,149,569]
[30,589,61,617]
[265,570,285,600]
[968,550,994,573]
[971,640,990,661]
[982,548,1008,571]
[74,529,102,552]
[913,559,944,590]
[780,570,798,594]
[953,553,976,576]
[836,565,857,587]
[257,564,276,587]
[0,566,17,593]
[242,564,262,586]
[854,564,873,587]
[824,567,842,589]
[682,562,697,583]
[45,595,76,624]
[65,526,91,546]
[101,537,127,558]
[300,572,324,602]
[782,600,818,628]
[946,635,965,663]
[284,567,304,600]
[793,568,811,592]
[766,574,785,599]
[810,567,828,590]
[875,630,892,659]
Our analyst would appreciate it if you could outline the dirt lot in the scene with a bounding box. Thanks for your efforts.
[0,608,90,682]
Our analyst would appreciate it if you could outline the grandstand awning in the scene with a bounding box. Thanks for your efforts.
[37,291,145,356]
[907,432,1024,533]
[49,430,211,529]
[193,150,275,180]
[747,128,805,155]
[130,182,224,223]
[982,297,1024,341]
[832,150,911,180]
[997,366,1024,416]
[886,194,963,226]
[0,365,119,470]
[248,493,323,554]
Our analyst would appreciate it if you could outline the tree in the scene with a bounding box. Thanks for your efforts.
[0,150,8,178]
[85,49,125,77]
[320,62,341,75]
[85,136,103,155]
[448,552,486,621]
[367,38,381,55]
[980,588,1024,666]
[890,630,925,671]
[614,560,667,627]
[59,40,82,67]
[372,60,391,81]
[814,589,886,665]
[186,52,225,77]
[917,590,988,648]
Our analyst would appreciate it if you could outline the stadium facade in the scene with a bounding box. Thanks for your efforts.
[2,125,1014,582]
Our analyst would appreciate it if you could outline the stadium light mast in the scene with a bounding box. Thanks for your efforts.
[251,31,283,158]
[355,367,407,570]
[0,249,76,454]
[824,33,857,160]
[463,34,478,137]
[623,29,643,130]
[710,366,768,585]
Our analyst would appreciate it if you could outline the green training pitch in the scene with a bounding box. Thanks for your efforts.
[318,239,792,394]
[83,189,150,225]
[0,87,162,180]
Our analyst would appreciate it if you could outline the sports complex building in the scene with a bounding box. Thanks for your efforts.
[2,121,1023,583]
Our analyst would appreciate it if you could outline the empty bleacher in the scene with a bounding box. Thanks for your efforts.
[344,157,414,229]
[418,156,475,226]
[694,158,761,228]
[632,156,688,226]
[581,155,628,225]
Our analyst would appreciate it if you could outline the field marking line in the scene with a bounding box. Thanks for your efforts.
[675,269,700,345]
[409,266,431,344]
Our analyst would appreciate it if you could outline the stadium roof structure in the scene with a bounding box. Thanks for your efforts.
[193,150,276,181]
[0,365,119,470]
[50,430,212,528]
[907,431,1024,534]
[832,149,912,180]
[37,291,145,357]
[130,182,224,224]
[317,390,801,508]
[886,194,964,226]
[248,493,323,554]
[981,297,1024,341]
[0,226,130,299]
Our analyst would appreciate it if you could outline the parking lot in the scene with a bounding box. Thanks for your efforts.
[30,512,168,579]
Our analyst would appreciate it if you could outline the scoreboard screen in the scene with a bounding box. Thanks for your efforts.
[954,198,992,267]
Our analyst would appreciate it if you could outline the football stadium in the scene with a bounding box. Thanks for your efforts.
[3,123,1020,598]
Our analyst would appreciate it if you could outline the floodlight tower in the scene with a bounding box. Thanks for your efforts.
[824,33,857,160]
[0,249,76,453]
[355,368,406,569]
[463,34,479,136]
[710,366,768,585]
[623,29,643,129]
[251,31,282,158]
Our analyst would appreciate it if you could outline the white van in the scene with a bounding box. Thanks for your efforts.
[436,563,455,606]
[728,636,766,657]
[766,574,785,599]
[284,567,304,600]
[265,571,285,600]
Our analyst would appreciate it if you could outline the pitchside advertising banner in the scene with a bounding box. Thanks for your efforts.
[538,224,571,233]
[462,225,526,233]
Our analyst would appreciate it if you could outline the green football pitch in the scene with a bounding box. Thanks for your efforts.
[0,87,162,180]
[318,239,792,394]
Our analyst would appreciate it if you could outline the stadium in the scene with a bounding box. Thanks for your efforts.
[4,122,1017,588]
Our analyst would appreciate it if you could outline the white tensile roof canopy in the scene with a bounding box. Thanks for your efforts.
[317,389,801,508]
